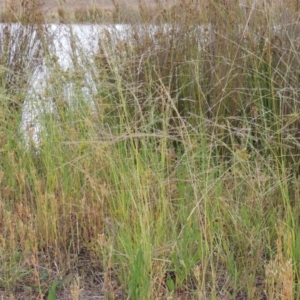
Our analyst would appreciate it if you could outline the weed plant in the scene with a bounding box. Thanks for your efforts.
[1,0,300,299]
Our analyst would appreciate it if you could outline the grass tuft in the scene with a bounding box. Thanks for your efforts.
[2,0,300,298]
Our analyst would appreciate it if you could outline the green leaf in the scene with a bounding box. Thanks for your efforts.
[47,282,58,300]
[166,277,175,292]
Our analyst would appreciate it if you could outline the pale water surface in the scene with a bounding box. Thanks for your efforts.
[0,23,209,147]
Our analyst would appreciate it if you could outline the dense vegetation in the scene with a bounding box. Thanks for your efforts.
[1,0,300,299]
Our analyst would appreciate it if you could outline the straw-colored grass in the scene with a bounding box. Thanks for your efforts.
[1,0,300,299]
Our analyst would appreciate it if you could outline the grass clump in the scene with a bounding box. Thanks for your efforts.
[57,6,68,24]
[2,0,300,299]
[73,7,113,23]
[0,0,44,24]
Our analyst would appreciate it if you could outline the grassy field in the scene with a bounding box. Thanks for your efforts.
[1,0,300,299]
[0,0,176,23]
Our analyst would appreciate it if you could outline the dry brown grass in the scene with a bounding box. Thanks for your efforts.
[2,0,300,299]
[0,0,44,23]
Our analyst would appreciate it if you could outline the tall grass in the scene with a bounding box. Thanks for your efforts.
[1,0,300,299]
